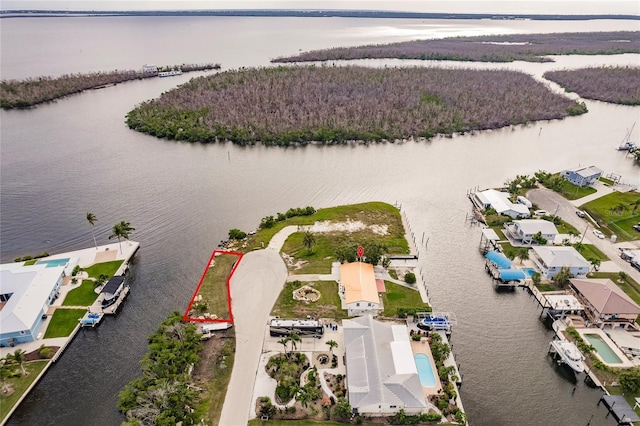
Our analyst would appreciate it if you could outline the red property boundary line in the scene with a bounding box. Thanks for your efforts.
[183,250,243,324]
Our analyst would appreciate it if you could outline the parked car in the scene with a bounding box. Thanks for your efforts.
[576,210,586,218]
[633,224,640,232]
[592,229,605,239]
[534,210,548,216]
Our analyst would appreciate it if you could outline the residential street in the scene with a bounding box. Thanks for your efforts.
[219,248,287,426]
[526,186,640,284]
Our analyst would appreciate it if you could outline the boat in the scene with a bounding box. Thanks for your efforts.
[416,312,453,332]
[616,123,637,151]
[101,275,126,308]
[549,340,585,373]
[158,70,183,77]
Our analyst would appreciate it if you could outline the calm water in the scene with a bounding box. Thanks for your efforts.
[1,16,639,426]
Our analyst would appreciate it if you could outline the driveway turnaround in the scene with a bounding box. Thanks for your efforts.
[219,248,287,426]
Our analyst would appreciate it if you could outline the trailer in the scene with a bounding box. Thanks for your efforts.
[269,318,324,338]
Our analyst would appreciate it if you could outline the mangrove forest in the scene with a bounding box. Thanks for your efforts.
[0,63,220,109]
[272,31,640,64]
[125,65,587,146]
[544,66,640,105]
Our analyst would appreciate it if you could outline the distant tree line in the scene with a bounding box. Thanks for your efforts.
[0,63,220,109]
[273,31,640,64]
[126,65,586,146]
[544,66,640,105]
[259,206,316,229]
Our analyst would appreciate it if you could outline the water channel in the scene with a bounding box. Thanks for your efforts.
[1,16,639,426]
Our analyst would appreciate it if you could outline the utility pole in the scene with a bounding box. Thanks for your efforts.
[580,224,589,243]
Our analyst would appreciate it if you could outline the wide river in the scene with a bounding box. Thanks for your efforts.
[1,16,639,426]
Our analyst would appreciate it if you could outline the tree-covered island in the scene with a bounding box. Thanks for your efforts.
[544,66,640,105]
[272,31,640,64]
[125,65,587,145]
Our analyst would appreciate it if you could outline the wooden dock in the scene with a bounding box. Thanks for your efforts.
[102,286,130,315]
[599,395,639,424]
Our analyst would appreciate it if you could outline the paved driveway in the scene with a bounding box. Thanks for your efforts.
[526,187,640,283]
[219,249,287,426]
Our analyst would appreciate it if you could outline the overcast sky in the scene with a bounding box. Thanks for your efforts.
[2,1,639,15]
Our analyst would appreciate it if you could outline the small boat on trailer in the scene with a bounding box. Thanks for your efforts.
[549,339,585,373]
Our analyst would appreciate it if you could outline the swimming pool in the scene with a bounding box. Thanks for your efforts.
[522,268,536,277]
[35,258,70,268]
[583,333,623,364]
[414,353,437,387]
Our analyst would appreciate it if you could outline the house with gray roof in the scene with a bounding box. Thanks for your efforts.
[570,278,640,328]
[504,219,559,245]
[560,165,603,187]
[343,315,428,416]
[472,189,530,219]
[0,260,73,346]
[530,246,590,279]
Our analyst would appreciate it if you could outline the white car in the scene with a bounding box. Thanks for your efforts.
[592,229,605,239]
[533,210,548,216]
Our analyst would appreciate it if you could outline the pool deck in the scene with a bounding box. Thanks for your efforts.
[410,339,442,397]
[575,328,634,368]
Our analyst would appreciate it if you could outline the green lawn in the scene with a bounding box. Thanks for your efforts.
[581,191,640,241]
[271,280,348,320]
[599,177,615,186]
[200,336,235,425]
[575,244,609,262]
[83,260,124,279]
[556,179,597,200]
[43,309,85,338]
[381,281,429,317]
[281,233,338,274]
[192,253,238,320]
[498,242,517,259]
[244,202,409,255]
[0,360,48,422]
[536,283,555,292]
[62,280,98,306]
[23,260,37,266]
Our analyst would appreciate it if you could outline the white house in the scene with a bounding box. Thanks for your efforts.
[343,315,428,416]
[530,246,590,279]
[560,166,603,187]
[340,262,381,316]
[0,258,77,346]
[504,219,559,245]
[472,189,530,219]
[142,64,158,73]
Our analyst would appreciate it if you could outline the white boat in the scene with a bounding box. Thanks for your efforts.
[550,340,585,373]
[616,123,637,151]
[158,70,183,77]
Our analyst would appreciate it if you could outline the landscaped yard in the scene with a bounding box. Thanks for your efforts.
[190,253,239,320]
[581,191,640,241]
[0,360,48,422]
[62,280,99,306]
[381,281,430,317]
[271,280,348,320]
[244,202,409,255]
[575,244,608,262]
[556,178,597,200]
[43,309,85,338]
[83,260,124,279]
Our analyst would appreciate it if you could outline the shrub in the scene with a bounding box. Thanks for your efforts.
[39,344,53,359]
[620,369,640,393]
[412,333,422,341]
[404,272,416,284]
[259,215,276,229]
[72,265,81,276]
[228,228,247,240]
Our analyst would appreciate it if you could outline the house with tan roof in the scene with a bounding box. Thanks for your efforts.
[340,262,381,316]
[570,278,640,328]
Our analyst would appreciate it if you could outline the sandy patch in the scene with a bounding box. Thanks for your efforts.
[94,249,117,263]
[309,220,388,235]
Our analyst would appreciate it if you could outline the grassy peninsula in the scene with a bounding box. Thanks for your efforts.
[0,63,220,109]
[126,65,586,145]
[544,66,640,105]
[273,31,640,64]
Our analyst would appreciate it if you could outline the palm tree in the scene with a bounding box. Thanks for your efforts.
[288,331,301,354]
[0,359,13,394]
[86,212,98,249]
[326,339,338,355]
[515,247,529,264]
[302,231,316,254]
[589,258,601,272]
[567,230,579,243]
[278,338,289,356]
[109,221,135,254]
[8,349,27,376]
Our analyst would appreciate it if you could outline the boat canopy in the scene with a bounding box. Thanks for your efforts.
[485,251,513,269]
[101,276,125,296]
[497,269,526,281]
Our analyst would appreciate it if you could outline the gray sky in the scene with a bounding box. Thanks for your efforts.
[2,1,639,15]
